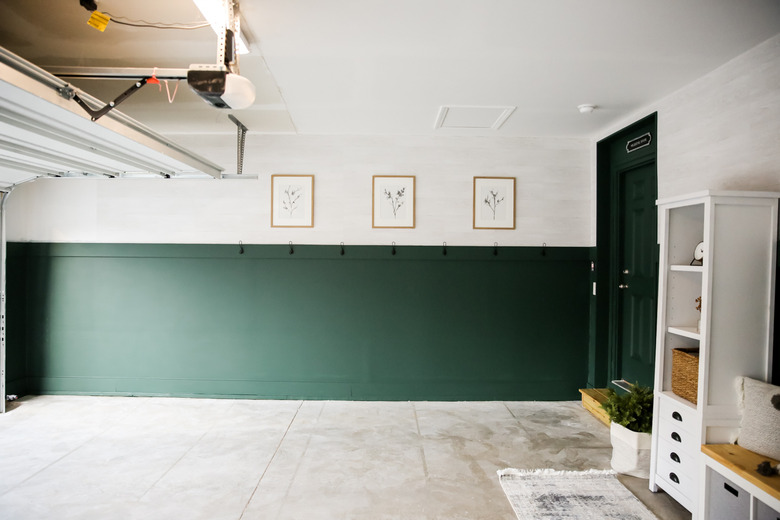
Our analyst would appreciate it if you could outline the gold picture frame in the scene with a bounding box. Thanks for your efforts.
[372,175,416,228]
[271,174,314,228]
[473,176,516,229]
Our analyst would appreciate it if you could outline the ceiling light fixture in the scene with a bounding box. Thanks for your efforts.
[577,104,597,114]
[192,0,250,54]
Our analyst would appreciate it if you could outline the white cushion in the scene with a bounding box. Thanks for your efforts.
[738,376,780,460]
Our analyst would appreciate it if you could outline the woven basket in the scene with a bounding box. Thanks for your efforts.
[671,348,699,404]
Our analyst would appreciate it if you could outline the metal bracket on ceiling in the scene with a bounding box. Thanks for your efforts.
[56,86,76,100]
[228,114,248,175]
[216,0,239,72]
[72,78,149,121]
[48,67,188,81]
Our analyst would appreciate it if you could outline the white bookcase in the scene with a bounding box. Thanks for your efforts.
[649,191,778,518]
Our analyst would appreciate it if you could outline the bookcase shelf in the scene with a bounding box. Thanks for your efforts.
[649,191,779,519]
[667,326,701,341]
[670,265,704,273]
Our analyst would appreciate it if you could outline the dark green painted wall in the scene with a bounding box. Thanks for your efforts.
[7,243,591,401]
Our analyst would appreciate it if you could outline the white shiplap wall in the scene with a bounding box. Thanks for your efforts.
[6,135,593,246]
[7,34,779,246]
[657,34,780,197]
[599,33,780,199]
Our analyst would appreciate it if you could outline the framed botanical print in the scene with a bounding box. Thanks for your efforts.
[271,174,314,228]
[473,176,515,229]
[372,175,415,228]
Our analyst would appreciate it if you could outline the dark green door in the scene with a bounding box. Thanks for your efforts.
[591,114,658,390]
[616,161,657,386]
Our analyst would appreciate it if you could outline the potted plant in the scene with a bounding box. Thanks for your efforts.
[601,384,654,478]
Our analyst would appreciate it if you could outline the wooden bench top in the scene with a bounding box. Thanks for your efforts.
[702,444,780,501]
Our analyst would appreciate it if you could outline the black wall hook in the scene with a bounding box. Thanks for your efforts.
[442,242,447,256]
[238,240,244,255]
[493,242,499,256]
[289,241,294,255]
[542,242,547,256]
[340,242,345,256]
[391,242,396,256]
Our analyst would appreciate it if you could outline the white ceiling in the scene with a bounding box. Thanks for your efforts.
[0,0,778,177]
[245,0,780,137]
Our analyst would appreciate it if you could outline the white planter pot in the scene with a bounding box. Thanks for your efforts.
[610,422,652,478]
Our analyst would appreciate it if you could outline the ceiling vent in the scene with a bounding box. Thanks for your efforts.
[434,105,516,130]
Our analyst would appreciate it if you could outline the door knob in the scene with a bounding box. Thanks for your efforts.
[622,269,630,274]
[618,284,629,289]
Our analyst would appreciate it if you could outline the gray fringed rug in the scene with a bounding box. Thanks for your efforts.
[497,469,657,519]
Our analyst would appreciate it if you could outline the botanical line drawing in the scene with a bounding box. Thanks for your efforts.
[372,176,415,229]
[483,189,504,220]
[473,177,514,230]
[271,175,314,228]
[282,185,302,217]
[384,187,406,218]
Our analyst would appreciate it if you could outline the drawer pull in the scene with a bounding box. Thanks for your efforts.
[669,472,679,484]
[723,482,739,497]
[672,411,682,422]
[670,452,680,463]
[671,432,681,443]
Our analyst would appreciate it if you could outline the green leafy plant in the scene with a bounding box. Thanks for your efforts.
[601,384,654,433]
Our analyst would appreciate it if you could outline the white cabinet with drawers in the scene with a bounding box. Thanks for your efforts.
[649,191,779,519]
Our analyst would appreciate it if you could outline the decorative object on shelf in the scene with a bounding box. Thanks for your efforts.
[372,175,415,228]
[601,384,654,478]
[690,241,705,266]
[473,176,516,229]
[737,376,780,460]
[695,296,702,331]
[756,460,779,476]
[271,174,314,228]
[671,348,699,404]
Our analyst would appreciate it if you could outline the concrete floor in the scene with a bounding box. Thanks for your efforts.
[0,396,690,520]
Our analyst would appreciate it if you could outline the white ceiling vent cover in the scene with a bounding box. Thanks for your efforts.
[435,106,516,130]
